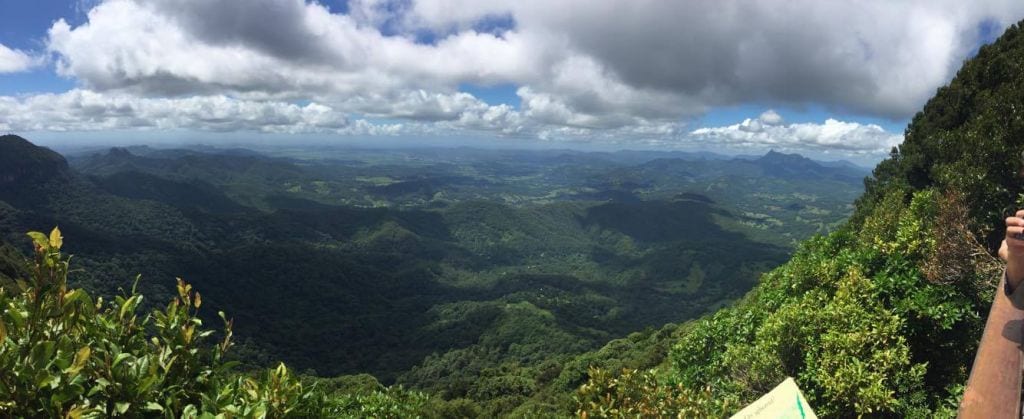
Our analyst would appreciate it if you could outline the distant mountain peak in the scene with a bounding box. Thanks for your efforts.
[755,150,819,167]
[741,149,861,181]
[759,149,811,161]
[107,147,135,158]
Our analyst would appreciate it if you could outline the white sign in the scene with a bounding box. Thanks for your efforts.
[729,377,817,419]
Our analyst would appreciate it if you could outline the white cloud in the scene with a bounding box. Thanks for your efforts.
[690,115,903,155]
[379,0,1024,118]
[0,87,688,145]
[759,109,783,125]
[347,90,489,121]
[46,0,536,101]
[8,0,1023,158]
[0,90,354,134]
[0,43,39,73]
[47,1,1024,121]
[0,88,902,158]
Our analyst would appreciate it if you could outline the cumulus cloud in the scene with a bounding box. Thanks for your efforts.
[690,115,903,155]
[46,0,535,101]
[759,110,783,125]
[47,0,1024,122]
[8,0,1022,158]
[0,88,675,141]
[397,0,1024,118]
[0,87,898,157]
[0,90,358,134]
[0,43,39,73]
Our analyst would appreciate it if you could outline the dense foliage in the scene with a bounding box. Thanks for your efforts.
[666,190,993,416]
[0,129,866,415]
[578,21,1024,418]
[0,227,505,417]
[0,228,326,417]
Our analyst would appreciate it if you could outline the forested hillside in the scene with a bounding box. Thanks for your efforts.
[0,128,867,415]
[574,22,1024,417]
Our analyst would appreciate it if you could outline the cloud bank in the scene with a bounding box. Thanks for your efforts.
[46,0,1024,119]
[690,111,903,156]
[4,0,1024,157]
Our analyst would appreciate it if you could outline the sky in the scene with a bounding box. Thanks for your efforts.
[1,1,1023,164]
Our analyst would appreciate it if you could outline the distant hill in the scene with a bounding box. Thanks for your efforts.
[818,158,867,170]
[0,135,804,381]
[93,170,248,214]
[0,134,70,188]
[751,149,866,181]
[0,132,866,415]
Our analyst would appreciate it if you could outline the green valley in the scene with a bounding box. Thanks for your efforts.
[0,134,864,415]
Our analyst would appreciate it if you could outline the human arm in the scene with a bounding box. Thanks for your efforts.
[958,211,1024,417]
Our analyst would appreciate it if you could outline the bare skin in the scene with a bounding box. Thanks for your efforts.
[958,210,1024,416]
[999,209,1024,288]
[954,208,1024,413]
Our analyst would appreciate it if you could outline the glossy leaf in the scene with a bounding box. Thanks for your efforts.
[26,231,48,249]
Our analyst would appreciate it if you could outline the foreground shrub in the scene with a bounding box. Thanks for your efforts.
[575,367,733,418]
[0,228,326,417]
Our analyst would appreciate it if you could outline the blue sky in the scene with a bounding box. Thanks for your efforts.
[1,0,1022,164]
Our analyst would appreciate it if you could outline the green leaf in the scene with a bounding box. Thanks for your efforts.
[62,289,91,312]
[50,385,77,404]
[35,370,59,390]
[31,341,57,369]
[139,375,159,393]
[112,352,132,368]
[218,360,241,372]
[67,346,90,375]
[120,295,139,320]
[26,231,48,249]
[7,308,25,329]
[65,406,86,419]
[115,402,130,415]
[144,402,164,412]
[0,317,6,344]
